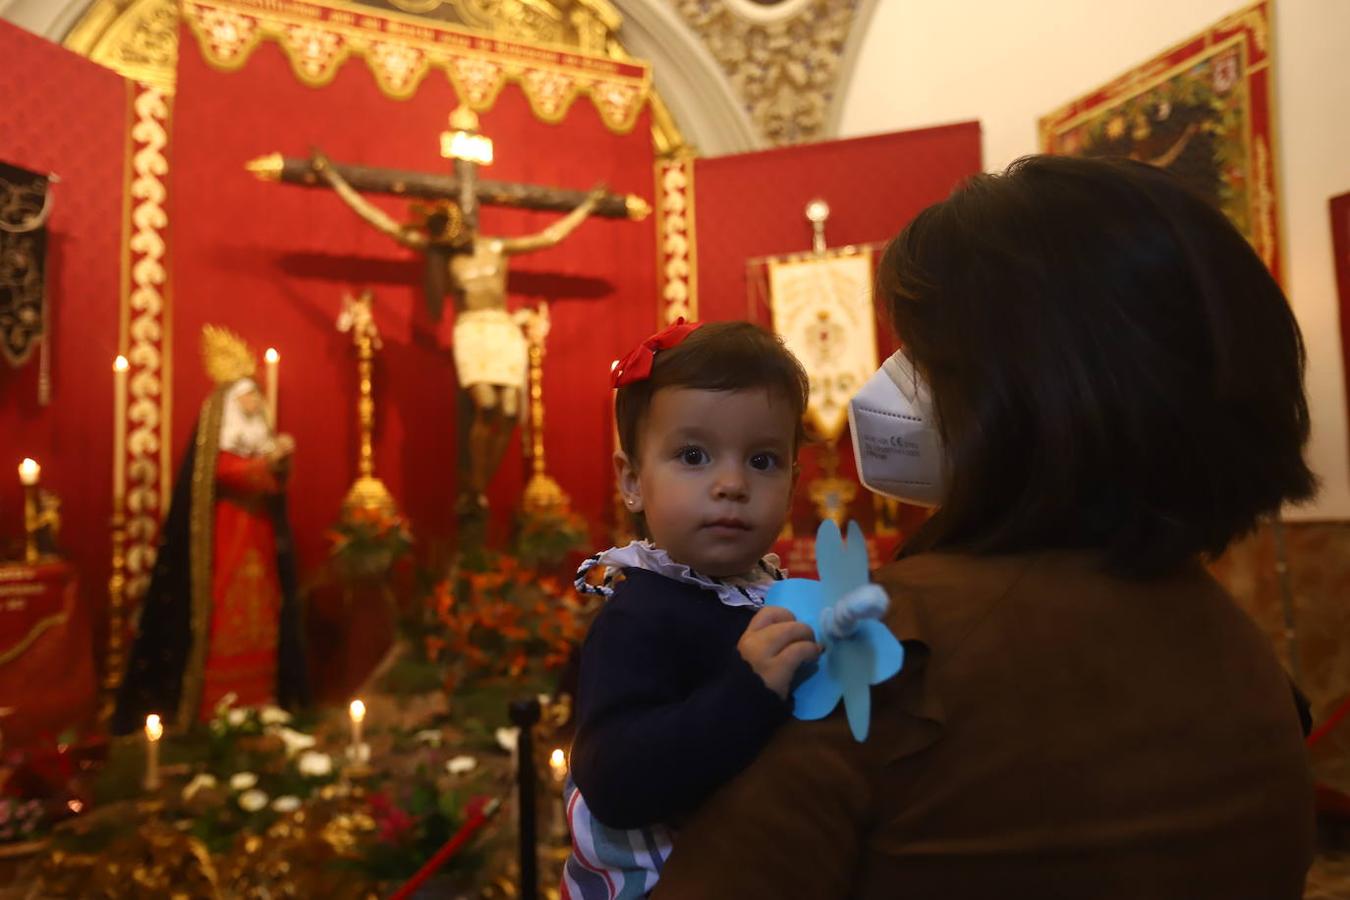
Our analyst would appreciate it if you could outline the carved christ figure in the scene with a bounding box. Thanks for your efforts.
[311,152,602,513]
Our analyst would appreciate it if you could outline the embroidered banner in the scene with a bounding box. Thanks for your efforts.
[182,0,651,133]
[767,248,876,441]
[0,161,52,368]
[1039,1,1281,281]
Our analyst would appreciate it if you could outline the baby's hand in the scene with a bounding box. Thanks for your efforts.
[737,606,821,700]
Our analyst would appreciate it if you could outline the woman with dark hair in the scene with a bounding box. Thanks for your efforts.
[651,156,1316,899]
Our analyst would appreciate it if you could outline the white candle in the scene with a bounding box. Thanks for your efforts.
[549,748,567,784]
[264,348,279,429]
[349,698,365,750]
[144,714,163,791]
[17,458,39,487]
[113,356,128,503]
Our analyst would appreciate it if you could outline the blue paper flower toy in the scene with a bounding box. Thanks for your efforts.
[766,520,904,741]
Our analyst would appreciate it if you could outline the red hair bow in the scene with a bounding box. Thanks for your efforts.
[611,319,702,387]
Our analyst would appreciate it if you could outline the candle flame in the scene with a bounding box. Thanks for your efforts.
[265,347,279,364]
[145,714,163,741]
[550,748,566,769]
[18,458,39,486]
[113,355,129,372]
[349,699,366,722]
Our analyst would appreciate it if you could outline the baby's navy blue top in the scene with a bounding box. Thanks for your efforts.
[569,567,791,829]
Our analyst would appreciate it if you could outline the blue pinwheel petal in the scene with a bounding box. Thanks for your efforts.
[814,520,849,605]
[828,635,877,741]
[841,521,870,594]
[855,619,905,684]
[841,674,873,741]
[766,578,828,643]
[792,663,844,721]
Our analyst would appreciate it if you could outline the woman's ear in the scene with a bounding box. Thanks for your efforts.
[614,450,643,513]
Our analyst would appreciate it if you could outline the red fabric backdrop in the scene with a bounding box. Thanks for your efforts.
[0,21,126,735]
[692,123,982,542]
[171,27,658,576]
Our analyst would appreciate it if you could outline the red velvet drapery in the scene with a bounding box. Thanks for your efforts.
[0,22,126,737]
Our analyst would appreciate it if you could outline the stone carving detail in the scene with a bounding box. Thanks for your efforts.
[672,0,861,145]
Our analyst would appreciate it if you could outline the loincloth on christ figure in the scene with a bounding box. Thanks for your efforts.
[452,308,528,390]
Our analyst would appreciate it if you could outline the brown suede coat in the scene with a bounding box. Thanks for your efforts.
[653,551,1313,900]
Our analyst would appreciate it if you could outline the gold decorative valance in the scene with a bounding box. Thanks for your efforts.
[181,0,652,132]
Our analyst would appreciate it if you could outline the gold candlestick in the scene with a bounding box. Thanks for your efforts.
[18,459,39,564]
[144,714,163,792]
[105,356,130,719]
[338,292,395,514]
[520,304,569,515]
[264,348,280,429]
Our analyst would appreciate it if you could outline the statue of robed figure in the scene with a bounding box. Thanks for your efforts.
[112,327,309,734]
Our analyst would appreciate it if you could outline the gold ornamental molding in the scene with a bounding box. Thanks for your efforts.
[122,83,173,607]
[655,154,697,325]
[180,0,651,132]
[672,0,864,146]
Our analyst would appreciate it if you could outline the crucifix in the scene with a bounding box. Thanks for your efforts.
[248,107,648,540]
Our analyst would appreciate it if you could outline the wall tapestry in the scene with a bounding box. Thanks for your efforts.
[1039,1,1281,281]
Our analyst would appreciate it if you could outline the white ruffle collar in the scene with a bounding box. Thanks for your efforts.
[574,541,784,609]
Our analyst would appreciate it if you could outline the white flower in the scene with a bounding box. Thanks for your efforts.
[229,772,258,791]
[414,729,443,747]
[213,691,239,716]
[271,795,301,813]
[495,727,519,753]
[297,751,333,778]
[227,708,249,727]
[238,789,269,812]
[259,705,291,726]
[446,755,477,776]
[181,773,217,802]
[270,726,316,756]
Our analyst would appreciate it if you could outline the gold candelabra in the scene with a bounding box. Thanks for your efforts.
[103,353,130,720]
[519,304,569,516]
[338,292,396,514]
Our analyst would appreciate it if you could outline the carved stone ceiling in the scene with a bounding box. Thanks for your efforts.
[671,0,866,146]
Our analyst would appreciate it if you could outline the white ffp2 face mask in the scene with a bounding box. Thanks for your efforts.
[846,350,946,507]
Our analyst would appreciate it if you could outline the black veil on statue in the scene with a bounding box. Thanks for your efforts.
[111,400,309,736]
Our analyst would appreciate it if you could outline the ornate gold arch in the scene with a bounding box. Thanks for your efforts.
[63,0,684,151]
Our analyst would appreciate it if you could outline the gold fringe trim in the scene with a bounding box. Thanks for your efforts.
[182,0,651,134]
[178,389,224,726]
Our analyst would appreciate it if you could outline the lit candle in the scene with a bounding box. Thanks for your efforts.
[17,458,39,487]
[549,747,568,840]
[264,348,279,428]
[113,356,128,503]
[349,698,366,751]
[144,714,163,791]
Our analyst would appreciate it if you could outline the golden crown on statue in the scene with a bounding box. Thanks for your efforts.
[201,324,258,385]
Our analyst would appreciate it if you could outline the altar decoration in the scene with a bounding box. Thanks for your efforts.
[169,0,659,579]
[0,161,54,399]
[328,505,413,582]
[27,696,511,897]
[0,561,96,746]
[428,553,594,700]
[1040,1,1281,280]
[181,0,650,131]
[768,245,876,443]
